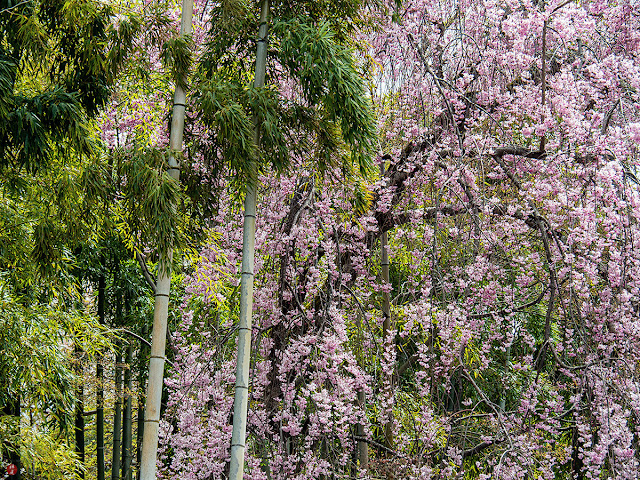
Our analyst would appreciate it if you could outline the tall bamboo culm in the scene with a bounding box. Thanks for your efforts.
[122,344,133,480]
[228,2,270,479]
[96,273,106,480]
[138,0,193,479]
[112,343,123,480]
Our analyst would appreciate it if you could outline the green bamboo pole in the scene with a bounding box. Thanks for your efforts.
[138,0,193,479]
[229,2,270,479]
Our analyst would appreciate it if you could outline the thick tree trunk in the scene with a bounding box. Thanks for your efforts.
[138,1,193,479]
[97,272,106,480]
[112,343,123,480]
[228,2,270,479]
[122,345,133,480]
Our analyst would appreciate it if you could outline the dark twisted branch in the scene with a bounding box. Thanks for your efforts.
[469,284,549,319]
[462,439,504,459]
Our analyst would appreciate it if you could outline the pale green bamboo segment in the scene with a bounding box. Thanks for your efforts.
[229,1,271,479]
[138,0,194,479]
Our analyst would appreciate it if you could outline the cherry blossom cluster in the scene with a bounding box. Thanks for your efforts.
[149,0,640,478]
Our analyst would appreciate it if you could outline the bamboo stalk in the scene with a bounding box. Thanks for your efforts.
[229,2,270,479]
[75,344,85,479]
[136,325,148,480]
[380,162,394,451]
[97,273,106,480]
[138,1,193,479]
[112,343,123,480]
[122,345,133,480]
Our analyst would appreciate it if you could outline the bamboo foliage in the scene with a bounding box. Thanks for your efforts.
[1,0,140,172]
[193,2,376,187]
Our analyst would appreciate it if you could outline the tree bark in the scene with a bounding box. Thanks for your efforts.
[138,1,193,479]
[228,2,270,479]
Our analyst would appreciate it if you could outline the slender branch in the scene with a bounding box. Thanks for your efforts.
[352,436,407,459]
[462,439,504,459]
[532,207,559,373]
[492,154,522,190]
[396,353,419,376]
[540,19,548,152]
[341,285,380,353]
[469,285,549,319]
[135,252,156,293]
[0,0,29,13]
[548,343,596,372]
[120,328,152,349]
[491,146,546,160]
[461,367,514,450]
[407,33,464,151]
[551,0,575,14]
[601,99,620,134]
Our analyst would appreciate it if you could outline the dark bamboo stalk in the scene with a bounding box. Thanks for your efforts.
[97,272,106,480]
[353,309,368,474]
[136,393,144,480]
[380,164,394,451]
[356,389,368,470]
[112,342,123,480]
[136,325,148,480]
[75,344,85,479]
[122,345,133,480]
